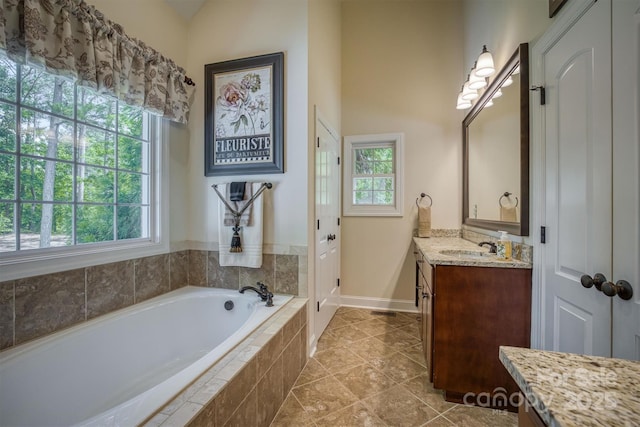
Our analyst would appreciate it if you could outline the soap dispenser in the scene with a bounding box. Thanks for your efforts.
[497,231,512,260]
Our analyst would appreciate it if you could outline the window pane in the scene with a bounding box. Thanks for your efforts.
[19,203,72,249]
[118,136,147,172]
[374,161,393,174]
[0,55,17,102]
[354,177,373,191]
[373,177,393,191]
[21,67,74,117]
[374,190,393,205]
[19,158,73,201]
[78,167,114,203]
[373,147,393,161]
[118,104,146,139]
[355,148,375,162]
[117,206,148,240]
[77,87,116,130]
[0,102,17,152]
[20,110,74,160]
[354,190,373,205]
[0,202,15,252]
[117,172,145,204]
[77,204,114,244]
[0,154,16,199]
[78,126,116,168]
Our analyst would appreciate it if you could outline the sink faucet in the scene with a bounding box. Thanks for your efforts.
[478,241,497,254]
[239,282,274,307]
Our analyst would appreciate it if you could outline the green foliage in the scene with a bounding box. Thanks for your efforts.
[0,56,150,250]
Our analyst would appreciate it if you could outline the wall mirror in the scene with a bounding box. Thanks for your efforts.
[463,43,529,236]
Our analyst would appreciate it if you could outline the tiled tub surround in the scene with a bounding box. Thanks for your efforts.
[0,249,302,351]
[500,346,640,427]
[145,297,308,427]
[413,237,532,269]
[0,287,294,426]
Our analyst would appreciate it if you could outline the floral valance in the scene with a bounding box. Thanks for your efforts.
[0,0,195,124]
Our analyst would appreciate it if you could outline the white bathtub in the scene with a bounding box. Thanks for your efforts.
[0,286,292,427]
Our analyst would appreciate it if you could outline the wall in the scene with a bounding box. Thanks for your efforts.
[340,0,464,303]
[185,0,309,258]
[307,0,342,348]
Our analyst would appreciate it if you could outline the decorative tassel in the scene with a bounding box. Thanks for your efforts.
[230,225,243,252]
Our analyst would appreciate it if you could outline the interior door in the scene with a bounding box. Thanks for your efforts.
[314,112,340,342]
[543,0,613,356]
[611,0,640,361]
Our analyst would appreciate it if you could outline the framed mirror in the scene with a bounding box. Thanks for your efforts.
[463,43,529,236]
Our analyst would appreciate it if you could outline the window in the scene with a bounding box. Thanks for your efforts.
[343,133,404,216]
[0,54,166,275]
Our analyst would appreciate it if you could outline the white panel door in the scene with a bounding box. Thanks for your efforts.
[543,0,613,356]
[314,112,340,342]
[611,0,640,361]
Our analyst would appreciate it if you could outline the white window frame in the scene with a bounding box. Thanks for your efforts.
[343,132,404,217]
[0,118,169,282]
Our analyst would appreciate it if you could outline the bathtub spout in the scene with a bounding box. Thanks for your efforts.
[240,282,274,307]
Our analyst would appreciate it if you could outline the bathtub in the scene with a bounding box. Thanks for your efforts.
[0,286,292,427]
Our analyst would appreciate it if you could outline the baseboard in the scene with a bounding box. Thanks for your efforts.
[339,295,418,313]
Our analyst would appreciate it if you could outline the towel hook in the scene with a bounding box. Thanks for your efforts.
[499,191,518,208]
[416,193,433,208]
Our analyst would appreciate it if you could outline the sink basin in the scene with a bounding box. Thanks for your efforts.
[438,249,495,260]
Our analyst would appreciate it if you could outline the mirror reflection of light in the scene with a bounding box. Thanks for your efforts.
[485,99,494,107]
[492,89,503,99]
[502,76,513,88]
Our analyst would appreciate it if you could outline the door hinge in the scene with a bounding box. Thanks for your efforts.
[531,85,546,105]
[317,137,320,148]
[337,218,340,226]
[541,226,546,244]
[337,278,340,287]
[317,301,320,312]
[337,156,340,165]
[317,219,320,230]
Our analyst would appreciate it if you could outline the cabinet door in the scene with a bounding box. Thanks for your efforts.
[422,264,433,381]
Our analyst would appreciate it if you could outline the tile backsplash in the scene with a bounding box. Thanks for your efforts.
[0,249,303,351]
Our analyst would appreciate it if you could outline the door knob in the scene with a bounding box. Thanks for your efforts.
[580,273,607,291]
[601,280,634,300]
[327,234,336,241]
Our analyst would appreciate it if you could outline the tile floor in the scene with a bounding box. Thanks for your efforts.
[270,307,517,427]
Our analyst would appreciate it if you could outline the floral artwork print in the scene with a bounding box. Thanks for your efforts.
[213,66,273,165]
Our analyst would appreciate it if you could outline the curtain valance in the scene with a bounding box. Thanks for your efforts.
[0,0,195,123]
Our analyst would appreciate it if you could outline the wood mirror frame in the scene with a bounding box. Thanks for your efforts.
[462,43,529,236]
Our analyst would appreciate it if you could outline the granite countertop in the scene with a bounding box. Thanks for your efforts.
[413,237,532,269]
[500,346,640,427]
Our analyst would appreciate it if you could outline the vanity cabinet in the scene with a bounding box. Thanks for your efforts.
[414,242,532,412]
[432,264,531,411]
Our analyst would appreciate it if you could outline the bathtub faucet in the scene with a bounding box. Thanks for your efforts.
[239,282,274,307]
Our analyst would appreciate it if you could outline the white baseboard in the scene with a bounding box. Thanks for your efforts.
[339,295,418,313]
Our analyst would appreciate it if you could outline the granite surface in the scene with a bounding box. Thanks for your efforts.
[413,237,532,269]
[500,346,640,427]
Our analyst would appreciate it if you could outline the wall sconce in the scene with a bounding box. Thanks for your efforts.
[456,85,472,109]
[475,45,495,77]
[461,75,478,101]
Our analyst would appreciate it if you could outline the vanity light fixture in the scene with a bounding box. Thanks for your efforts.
[456,92,472,109]
[461,75,479,101]
[491,88,503,99]
[475,45,495,77]
[502,75,514,88]
[485,98,494,107]
[468,62,487,90]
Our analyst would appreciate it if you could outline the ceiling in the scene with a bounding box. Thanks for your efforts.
[164,0,207,21]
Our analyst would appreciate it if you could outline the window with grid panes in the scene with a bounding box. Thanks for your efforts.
[0,54,158,254]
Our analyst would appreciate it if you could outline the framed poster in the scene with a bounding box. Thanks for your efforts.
[204,52,284,176]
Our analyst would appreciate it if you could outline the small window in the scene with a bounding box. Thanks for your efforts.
[343,133,404,216]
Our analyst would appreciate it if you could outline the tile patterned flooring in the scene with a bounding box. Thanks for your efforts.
[270,307,517,427]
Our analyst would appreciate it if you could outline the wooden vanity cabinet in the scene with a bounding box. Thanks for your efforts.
[415,252,434,382]
[432,265,532,411]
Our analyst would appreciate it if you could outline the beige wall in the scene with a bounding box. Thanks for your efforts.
[341,0,464,302]
[185,0,309,251]
[461,0,550,76]
[308,0,342,343]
